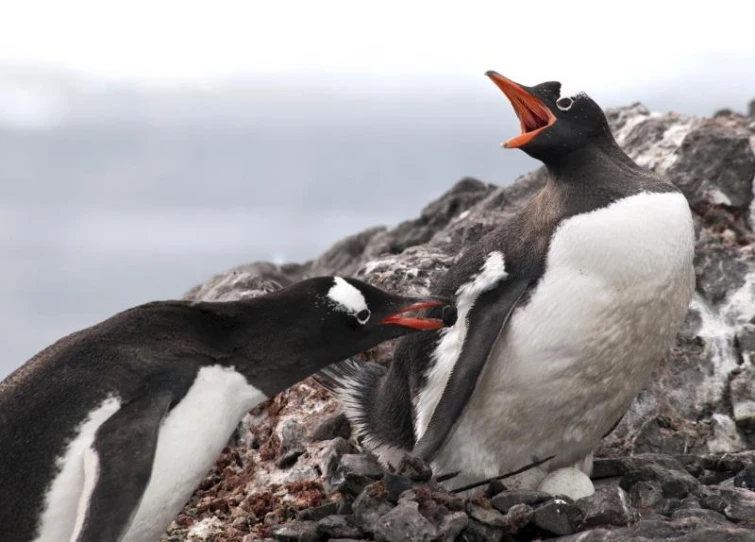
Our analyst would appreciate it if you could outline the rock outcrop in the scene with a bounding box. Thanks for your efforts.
[160,102,755,541]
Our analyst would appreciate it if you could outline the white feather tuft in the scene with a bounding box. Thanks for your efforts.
[414,251,508,440]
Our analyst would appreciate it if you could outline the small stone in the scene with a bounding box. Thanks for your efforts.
[436,511,468,542]
[532,498,584,536]
[397,454,433,482]
[318,437,355,487]
[546,529,619,542]
[500,503,534,534]
[335,472,372,497]
[397,489,418,504]
[630,518,686,539]
[352,482,393,534]
[730,367,755,427]
[620,464,700,499]
[374,501,438,542]
[538,468,595,500]
[633,418,689,455]
[340,454,384,479]
[699,451,755,474]
[316,515,363,539]
[675,527,755,542]
[738,323,755,358]
[231,515,249,529]
[671,508,732,524]
[707,414,748,454]
[383,473,413,504]
[592,454,688,478]
[277,418,305,453]
[336,498,353,515]
[484,480,508,499]
[310,412,352,441]
[332,452,384,496]
[467,503,506,528]
[297,501,339,521]
[734,466,755,490]
[700,487,755,522]
[431,491,466,512]
[490,489,551,513]
[628,480,663,509]
[668,120,755,211]
[578,485,634,527]
[461,519,503,542]
[676,455,706,478]
[655,497,683,516]
[272,520,319,542]
[276,449,305,469]
[676,494,702,510]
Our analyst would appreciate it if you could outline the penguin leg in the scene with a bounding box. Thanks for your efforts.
[72,390,172,542]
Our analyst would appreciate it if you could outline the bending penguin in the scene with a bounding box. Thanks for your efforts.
[0,276,455,542]
[317,72,695,494]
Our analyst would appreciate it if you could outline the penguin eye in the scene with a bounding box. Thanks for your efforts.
[355,309,370,324]
[556,97,574,111]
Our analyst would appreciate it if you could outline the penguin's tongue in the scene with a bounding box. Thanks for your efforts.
[485,71,556,148]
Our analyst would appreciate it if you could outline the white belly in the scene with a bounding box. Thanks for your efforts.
[433,191,695,479]
[123,365,265,542]
[33,365,265,542]
[33,398,122,542]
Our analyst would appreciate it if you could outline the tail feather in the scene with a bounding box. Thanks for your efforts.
[313,359,409,467]
[313,358,386,440]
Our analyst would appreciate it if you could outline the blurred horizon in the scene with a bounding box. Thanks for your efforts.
[2,0,755,376]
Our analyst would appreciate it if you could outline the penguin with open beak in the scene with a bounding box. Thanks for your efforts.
[318,72,695,496]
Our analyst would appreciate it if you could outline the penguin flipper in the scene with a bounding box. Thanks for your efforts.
[73,390,173,542]
[413,278,531,462]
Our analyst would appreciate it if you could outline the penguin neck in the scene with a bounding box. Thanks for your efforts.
[543,135,642,188]
[222,300,341,394]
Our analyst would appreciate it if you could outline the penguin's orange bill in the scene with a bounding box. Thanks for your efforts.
[381,301,445,330]
[486,71,556,148]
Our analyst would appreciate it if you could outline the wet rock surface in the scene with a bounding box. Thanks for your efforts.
[162,101,755,540]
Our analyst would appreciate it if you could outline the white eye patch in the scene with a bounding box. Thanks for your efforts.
[327,277,368,315]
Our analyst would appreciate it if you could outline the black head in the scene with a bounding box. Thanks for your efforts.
[271,276,456,371]
[485,71,614,164]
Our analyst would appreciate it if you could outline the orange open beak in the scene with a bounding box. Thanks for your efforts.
[486,71,556,148]
[380,300,446,330]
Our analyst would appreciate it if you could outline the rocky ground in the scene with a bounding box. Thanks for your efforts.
[160,101,755,541]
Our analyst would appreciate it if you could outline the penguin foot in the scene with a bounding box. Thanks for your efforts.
[395,453,433,482]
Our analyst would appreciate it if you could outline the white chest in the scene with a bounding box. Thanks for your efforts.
[123,365,265,542]
[33,397,122,542]
[34,366,265,542]
[433,191,695,477]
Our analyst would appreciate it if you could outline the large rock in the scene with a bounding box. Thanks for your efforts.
[162,101,755,541]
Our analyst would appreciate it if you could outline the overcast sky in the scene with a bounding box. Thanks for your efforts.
[1,1,755,374]
[2,0,754,98]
